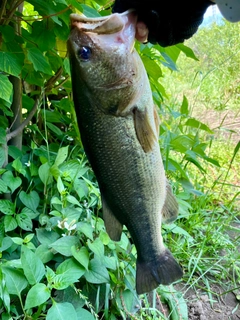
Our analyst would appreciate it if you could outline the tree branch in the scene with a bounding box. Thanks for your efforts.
[6,96,41,142]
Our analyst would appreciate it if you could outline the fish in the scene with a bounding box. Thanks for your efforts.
[67,10,183,294]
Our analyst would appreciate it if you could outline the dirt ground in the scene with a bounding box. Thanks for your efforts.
[184,285,240,320]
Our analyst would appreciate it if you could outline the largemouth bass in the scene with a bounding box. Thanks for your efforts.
[68,11,183,294]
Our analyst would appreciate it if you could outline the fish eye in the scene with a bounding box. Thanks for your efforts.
[77,46,92,61]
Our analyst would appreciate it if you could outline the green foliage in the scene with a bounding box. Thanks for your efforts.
[0,1,239,319]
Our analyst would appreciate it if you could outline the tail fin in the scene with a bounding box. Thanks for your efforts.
[136,249,183,294]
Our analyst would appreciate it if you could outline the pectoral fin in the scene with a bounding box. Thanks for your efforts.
[162,180,179,224]
[101,195,123,241]
[133,108,157,153]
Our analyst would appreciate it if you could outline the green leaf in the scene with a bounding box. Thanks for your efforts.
[36,228,60,245]
[21,246,45,285]
[0,127,6,144]
[4,216,18,232]
[57,176,65,193]
[75,307,95,320]
[0,237,13,252]
[0,179,8,193]
[19,190,40,211]
[2,171,22,193]
[0,200,15,215]
[12,158,26,175]
[0,75,13,103]
[36,244,54,263]
[39,162,53,185]
[30,21,56,51]
[81,4,101,17]
[16,213,33,231]
[0,145,6,168]
[180,95,189,115]
[54,146,69,166]
[53,258,85,289]
[77,222,93,240]
[185,118,214,134]
[46,302,77,320]
[0,25,15,42]
[88,238,104,259]
[50,236,79,256]
[2,266,28,297]
[71,245,89,270]
[27,47,53,75]
[24,283,50,309]
[0,52,22,76]
[84,258,110,284]
[177,43,199,61]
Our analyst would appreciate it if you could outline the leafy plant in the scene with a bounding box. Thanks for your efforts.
[0,1,239,319]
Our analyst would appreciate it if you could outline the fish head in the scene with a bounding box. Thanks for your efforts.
[67,11,138,96]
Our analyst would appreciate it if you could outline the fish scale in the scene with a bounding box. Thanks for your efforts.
[68,10,183,294]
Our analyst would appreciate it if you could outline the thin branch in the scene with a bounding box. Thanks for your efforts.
[0,0,7,24]
[6,96,41,142]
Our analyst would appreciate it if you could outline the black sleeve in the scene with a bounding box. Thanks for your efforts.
[112,0,213,47]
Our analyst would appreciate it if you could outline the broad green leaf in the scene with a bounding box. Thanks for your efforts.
[0,75,13,103]
[0,25,15,42]
[27,47,53,75]
[75,307,95,320]
[0,146,6,168]
[88,238,104,259]
[161,52,178,71]
[30,21,56,51]
[177,43,199,60]
[21,246,45,285]
[0,52,22,76]
[19,190,40,211]
[142,55,162,80]
[12,158,26,175]
[36,228,60,245]
[84,258,110,284]
[16,213,33,231]
[77,222,93,240]
[46,302,77,320]
[71,245,89,270]
[50,236,79,256]
[2,266,28,297]
[2,171,22,193]
[0,127,6,144]
[53,258,85,289]
[36,244,54,263]
[54,146,69,167]
[39,162,53,185]
[0,200,15,215]
[4,216,18,232]
[81,4,101,17]
[0,237,13,252]
[24,283,50,309]
[116,290,140,315]
[0,179,8,193]
[47,122,63,137]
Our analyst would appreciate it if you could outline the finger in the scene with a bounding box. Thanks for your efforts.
[136,21,149,43]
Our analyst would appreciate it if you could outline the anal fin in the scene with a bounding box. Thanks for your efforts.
[133,108,157,153]
[162,180,179,224]
[136,249,183,294]
[101,195,123,241]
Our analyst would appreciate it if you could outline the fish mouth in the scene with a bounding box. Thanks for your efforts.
[69,10,137,35]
